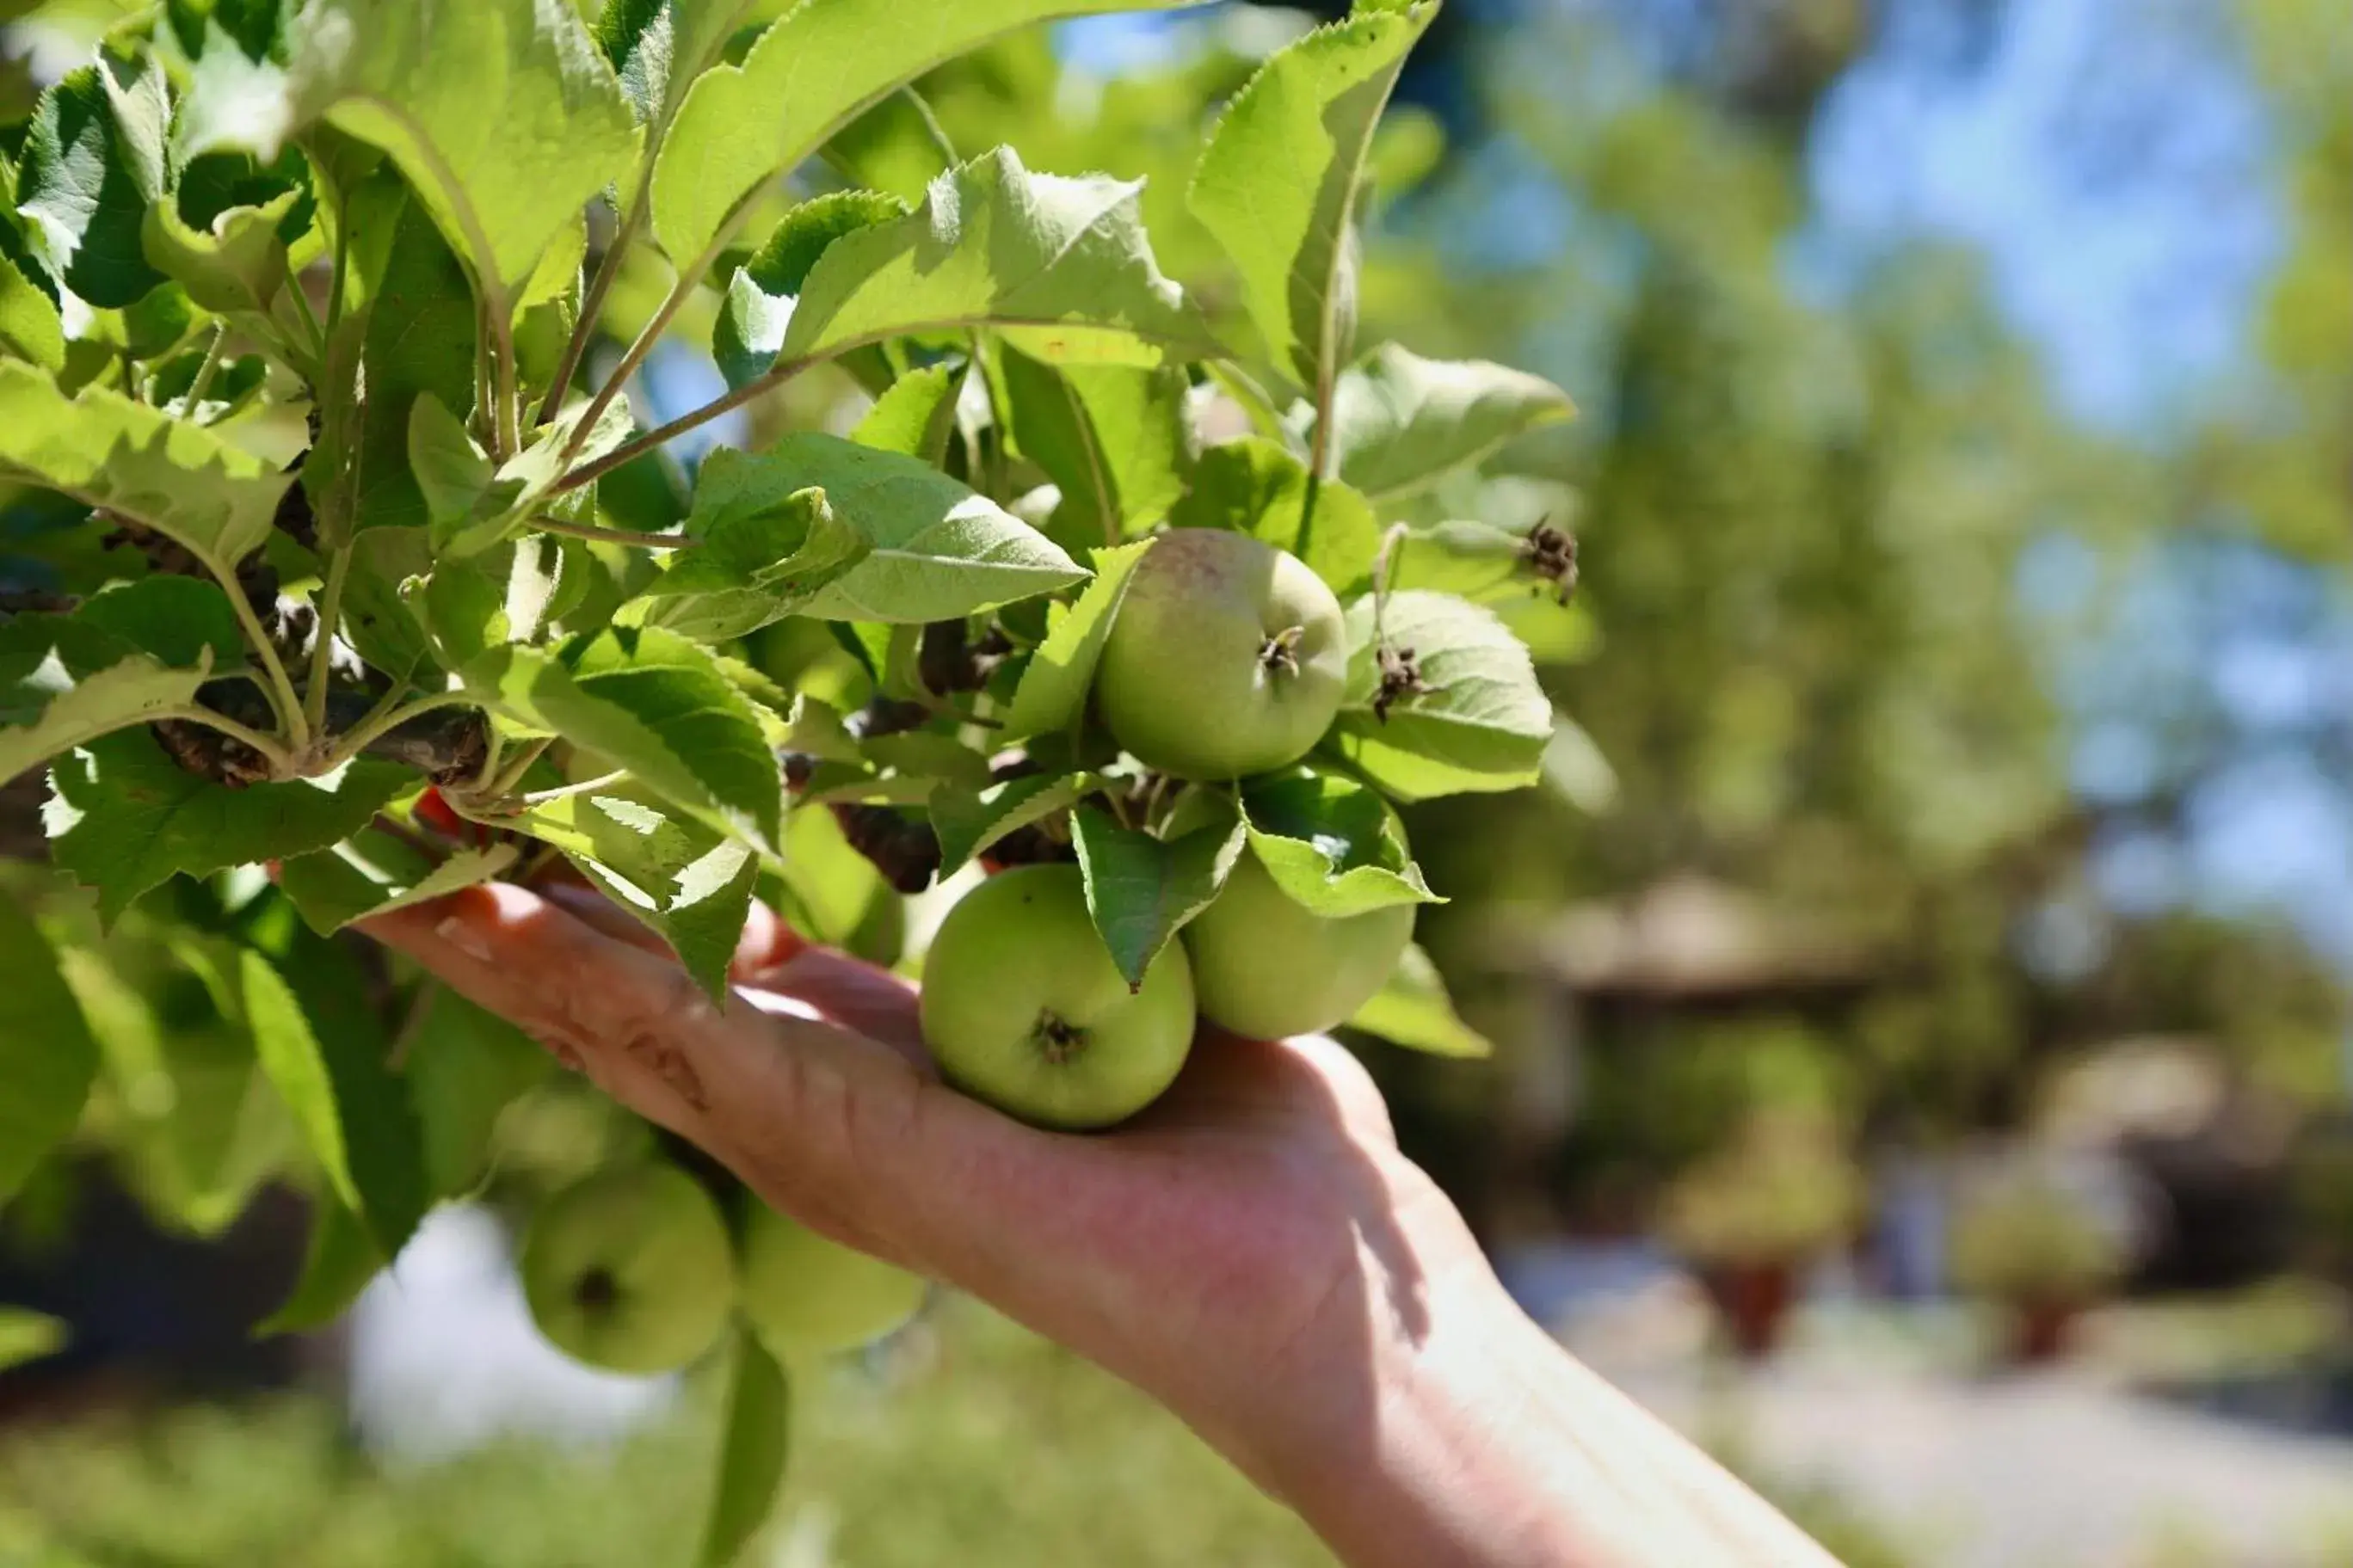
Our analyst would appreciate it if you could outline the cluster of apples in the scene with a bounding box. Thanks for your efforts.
[515,532,1415,1375]
[921,529,1416,1133]
[520,1164,927,1377]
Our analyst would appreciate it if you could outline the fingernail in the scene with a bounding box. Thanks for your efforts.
[434,915,495,963]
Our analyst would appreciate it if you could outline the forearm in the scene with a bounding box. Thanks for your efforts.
[1272,1284,1839,1568]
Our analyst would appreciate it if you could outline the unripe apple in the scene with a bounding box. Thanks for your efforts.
[921,864,1197,1129]
[520,1164,737,1375]
[1094,530,1346,781]
[1184,850,1415,1042]
[737,1202,927,1360]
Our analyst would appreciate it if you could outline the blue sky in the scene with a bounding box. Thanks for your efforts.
[1811,0,2280,433]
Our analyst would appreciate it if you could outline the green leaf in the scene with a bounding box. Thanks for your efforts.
[853,361,966,464]
[1331,589,1551,800]
[998,347,1188,551]
[1385,520,1557,605]
[0,612,212,784]
[0,251,65,369]
[1189,1,1436,393]
[0,899,100,1203]
[280,831,521,935]
[930,772,1088,875]
[57,939,293,1237]
[1001,537,1151,740]
[711,189,908,390]
[859,731,989,790]
[0,360,295,569]
[775,148,1217,374]
[1539,710,1618,815]
[597,0,763,129]
[176,28,300,163]
[1346,942,1490,1059]
[464,624,782,850]
[1070,802,1245,990]
[1329,343,1574,502]
[635,480,872,641]
[349,193,482,532]
[698,1328,792,1568]
[141,188,299,317]
[46,734,413,925]
[404,984,553,1199]
[825,86,957,203]
[17,58,170,308]
[520,786,761,999]
[290,0,642,304]
[429,399,634,560]
[340,526,440,684]
[410,392,502,538]
[240,946,428,1257]
[1239,771,1440,918]
[651,0,1206,268]
[0,1310,67,1374]
[1169,438,1379,593]
[703,434,1085,624]
[256,1196,383,1336]
[778,796,890,949]
[168,0,293,64]
[75,575,249,667]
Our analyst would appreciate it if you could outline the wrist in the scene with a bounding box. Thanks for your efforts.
[1252,1271,1594,1568]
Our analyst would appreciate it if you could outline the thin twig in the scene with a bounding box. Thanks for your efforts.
[493,306,524,461]
[556,357,797,494]
[303,543,354,735]
[520,769,627,807]
[324,190,354,338]
[223,578,309,751]
[322,691,476,772]
[538,194,649,433]
[287,271,328,361]
[563,273,688,464]
[1300,378,1334,568]
[527,511,688,550]
[483,736,556,801]
[182,322,230,418]
[163,705,297,774]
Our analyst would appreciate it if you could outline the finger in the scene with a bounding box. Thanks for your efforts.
[362,882,723,1143]
[533,882,913,1051]
[368,883,1086,1284]
[741,947,927,1059]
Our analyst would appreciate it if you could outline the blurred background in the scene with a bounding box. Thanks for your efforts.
[7,1,2353,1565]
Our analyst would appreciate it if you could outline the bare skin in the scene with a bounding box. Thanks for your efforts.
[367,882,1839,1568]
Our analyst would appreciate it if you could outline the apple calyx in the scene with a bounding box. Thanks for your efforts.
[1032,1011,1090,1065]
[1259,625,1309,678]
[575,1266,622,1316]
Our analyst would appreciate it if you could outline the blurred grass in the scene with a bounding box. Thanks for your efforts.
[0,1294,1925,1566]
[0,1299,1330,1568]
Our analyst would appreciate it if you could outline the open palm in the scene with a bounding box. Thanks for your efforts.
[365,881,1500,1496]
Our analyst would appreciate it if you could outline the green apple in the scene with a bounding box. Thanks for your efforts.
[1184,849,1416,1041]
[1094,529,1347,781]
[921,864,1198,1129]
[737,1202,927,1360]
[520,1164,737,1375]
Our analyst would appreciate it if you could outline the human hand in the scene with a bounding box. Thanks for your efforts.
[366,882,1834,1568]
[364,881,1494,1494]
